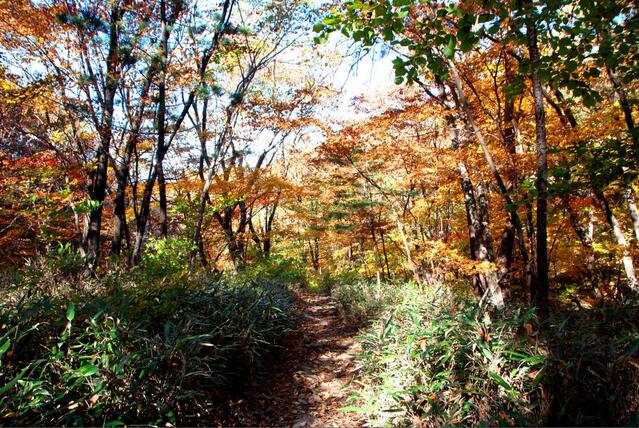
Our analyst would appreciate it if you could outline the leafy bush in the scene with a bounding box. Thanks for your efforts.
[47,243,84,276]
[345,283,547,426]
[545,301,639,426]
[0,268,293,426]
[234,254,307,288]
[138,236,196,281]
[304,270,335,294]
[330,274,401,325]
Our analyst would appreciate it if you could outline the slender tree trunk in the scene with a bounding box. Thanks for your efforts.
[476,181,495,260]
[157,0,169,238]
[308,238,320,271]
[458,162,504,307]
[393,215,421,285]
[112,72,154,257]
[157,162,168,237]
[594,189,639,291]
[370,216,383,288]
[380,228,391,278]
[606,66,639,161]
[564,196,596,286]
[524,2,549,312]
[85,4,122,271]
[215,207,245,268]
[193,105,236,264]
[263,201,278,257]
[496,218,515,294]
[626,188,639,242]
[131,1,172,264]
[112,170,128,256]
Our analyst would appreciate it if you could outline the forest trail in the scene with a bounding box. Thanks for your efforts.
[222,293,365,427]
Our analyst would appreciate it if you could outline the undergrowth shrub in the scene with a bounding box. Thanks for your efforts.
[235,254,306,287]
[345,283,547,426]
[304,270,335,294]
[545,301,639,426]
[0,258,295,426]
[138,237,196,281]
[330,274,402,325]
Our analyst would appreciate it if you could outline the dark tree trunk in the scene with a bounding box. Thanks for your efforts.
[263,198,278,258]
[380,222,391,278]
[85,4,123,271]
[111,72,154,257]
[525,1,549,312]
[157,161,168,237]
[157,0,169,238]
[111,170,128,256]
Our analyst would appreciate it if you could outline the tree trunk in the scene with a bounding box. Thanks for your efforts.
[395,217,422,286]
[157,0,169,238]
[564,196,596,287]
[111,72,155,257]
[458,162,504,307]
[524,2,549,312]
[607,66,639,161]
[594,189,639,292]
[380,228,391,278]
[308,238,320,271]
[111,170,128,256]
[370,216,383,288]
[626,188,639,242]
[157,161,168,237]
[131,0,173,263]
[496,219,515,294]
[84,4,122,271]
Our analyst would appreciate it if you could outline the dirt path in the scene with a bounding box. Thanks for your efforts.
[221,293,365,427]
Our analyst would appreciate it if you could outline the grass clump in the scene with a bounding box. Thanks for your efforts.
[544,301,639,426]
[343,283,547,426]
[0,251,296,426]
[328,271,401,325]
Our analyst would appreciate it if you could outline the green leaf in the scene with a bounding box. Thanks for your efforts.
[489,371,514,393]
[0,365,30,395]
[478,13,494,23]
[444,35,456,59]
[312,23,325,33]
[66,303,75,321]
[75,364,99,377]
[323,15,339,26]
[0,339,10,358]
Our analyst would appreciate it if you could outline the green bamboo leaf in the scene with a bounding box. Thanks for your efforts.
[444,35,456,59]
[66,303,75,321]
[0,365,29,395]
[75,364,99,377]
[0,339,10,358]
[489,371,514,393]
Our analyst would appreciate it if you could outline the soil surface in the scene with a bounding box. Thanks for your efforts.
[220,293,365,427]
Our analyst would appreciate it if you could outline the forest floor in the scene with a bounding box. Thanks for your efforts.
[219,293,366,427]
